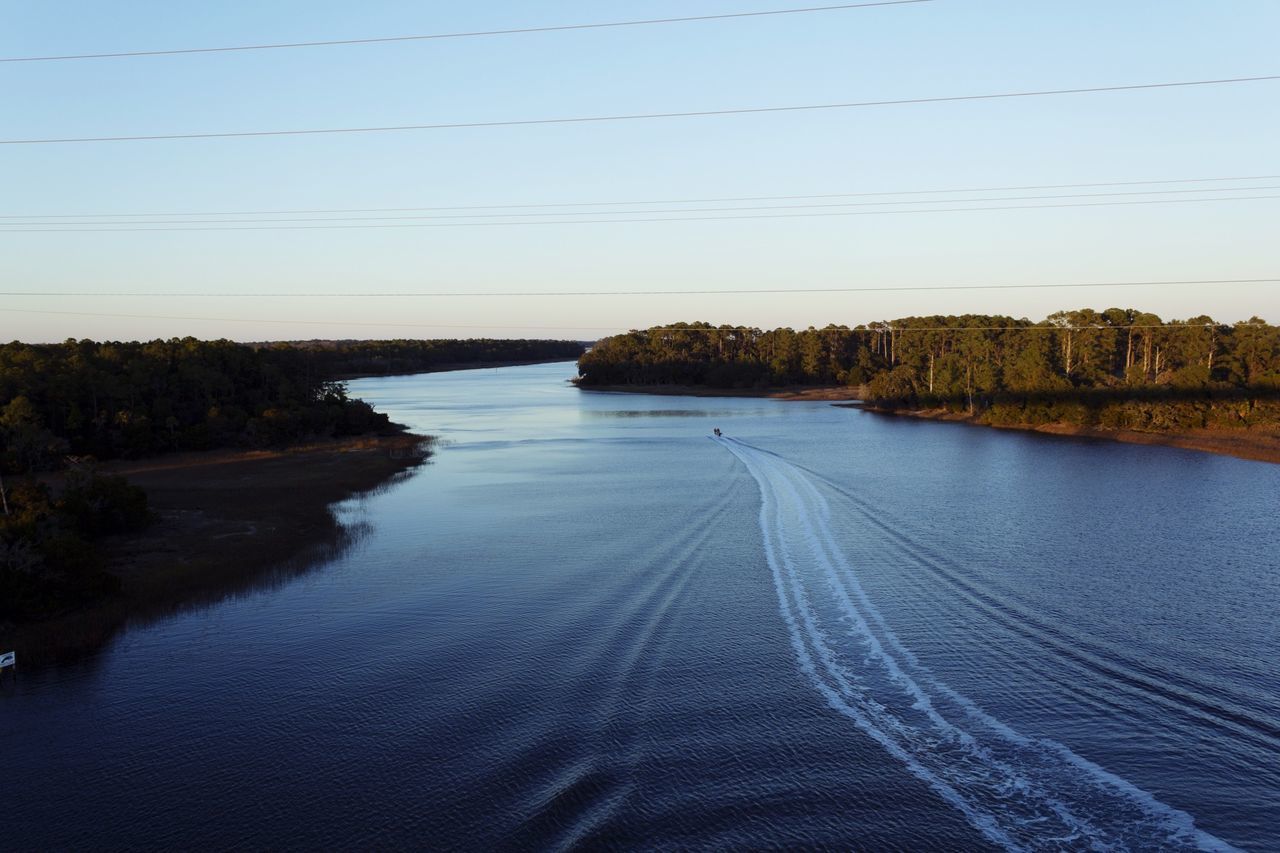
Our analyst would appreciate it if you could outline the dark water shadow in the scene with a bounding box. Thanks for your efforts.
[0,455,432,673]
[585,409,743,418]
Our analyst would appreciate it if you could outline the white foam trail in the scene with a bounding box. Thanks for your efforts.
[717,436,1237,852]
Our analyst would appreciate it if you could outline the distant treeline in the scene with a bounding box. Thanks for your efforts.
[251,338,587,379]
[577,311,1280,431]
[1,337,586,471]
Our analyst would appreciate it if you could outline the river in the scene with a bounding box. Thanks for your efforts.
[3,361,1278,850]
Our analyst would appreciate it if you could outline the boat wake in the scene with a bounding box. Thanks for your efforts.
[717,436,1235,852]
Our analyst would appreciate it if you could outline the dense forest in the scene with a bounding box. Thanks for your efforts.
[1,337,586,469]
[0,336,584,619]
[250,337,586,379]
[577,310,1280,431]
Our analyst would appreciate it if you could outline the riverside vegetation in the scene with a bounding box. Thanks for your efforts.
[576,310,1280,434]
[0,336,586,626]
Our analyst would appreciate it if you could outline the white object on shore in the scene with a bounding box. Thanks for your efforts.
[0,651,14,669]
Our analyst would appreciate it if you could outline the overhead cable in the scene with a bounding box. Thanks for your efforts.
[0,307,587,330]
[4,75,1277,146]
[0,2,932,63]
[1,308,1265,335]
[4,173,1275,219]
[3,193,1277,231]
[5,279,1275,299]
[6,185,1279,227]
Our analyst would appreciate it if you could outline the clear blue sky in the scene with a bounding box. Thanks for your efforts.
[3,0,1278,342]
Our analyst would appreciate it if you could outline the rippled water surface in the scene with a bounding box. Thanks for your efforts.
[4,362,1278,850]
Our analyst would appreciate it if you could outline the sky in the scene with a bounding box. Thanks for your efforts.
[2,0,1278,342]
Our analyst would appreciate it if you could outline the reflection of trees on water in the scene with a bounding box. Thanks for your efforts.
[4,513,370,670]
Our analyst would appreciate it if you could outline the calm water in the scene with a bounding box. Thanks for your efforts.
[3,362,1278,851]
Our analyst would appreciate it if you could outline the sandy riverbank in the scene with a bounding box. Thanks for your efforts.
[2,432,431,665]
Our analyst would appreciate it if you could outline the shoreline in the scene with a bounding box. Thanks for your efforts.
[582,382,1280,464]
[2,432,432,665]
[577,383,866,401]
[845,404,1280,465]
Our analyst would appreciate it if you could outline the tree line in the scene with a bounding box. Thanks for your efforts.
[249,337,586,379]
[1,337,586,470]
[576,310,1280,430]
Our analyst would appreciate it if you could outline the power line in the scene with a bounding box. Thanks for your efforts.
[4,279,1275,299]
[4,173,1275,219]
[1,307,1264,335]
[0,2,931,63]
[0,307,597,331]
[7,185,1278,227]
[5,75,1277,146]
[4,193,1277,232]
[5,171,1274,217]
